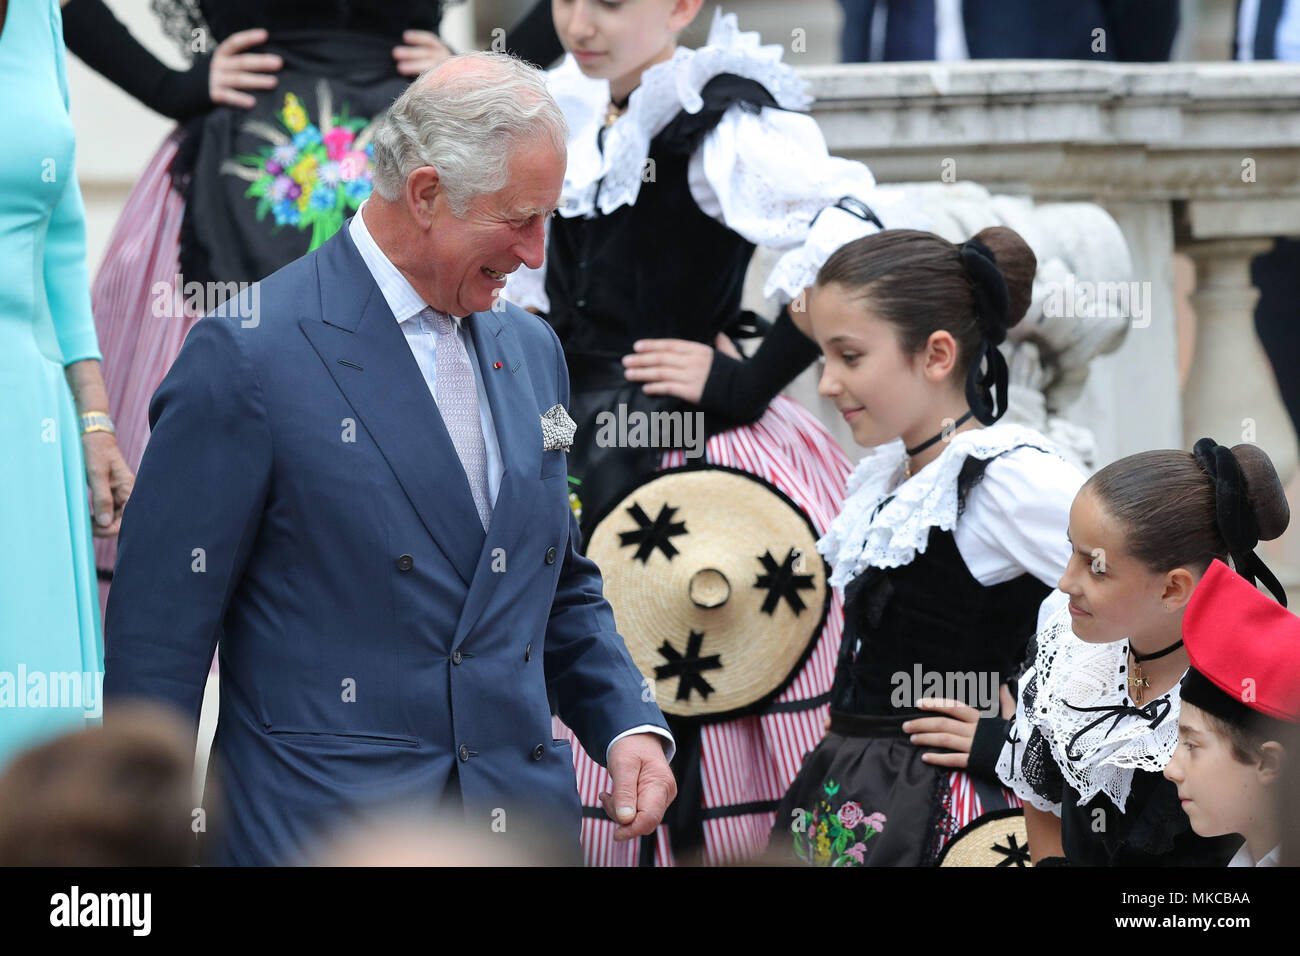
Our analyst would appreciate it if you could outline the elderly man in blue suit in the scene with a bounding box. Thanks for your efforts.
[105,52,675,865]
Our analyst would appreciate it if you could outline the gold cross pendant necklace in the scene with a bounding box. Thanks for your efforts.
[1127,638,1184,705]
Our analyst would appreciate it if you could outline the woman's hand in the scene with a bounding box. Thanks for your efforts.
[902,686,1015,768]
[82,432,134,538]
[209,29,282,109]
[392,30,454,76]
[622,333,741,404]
[903,699,982,768]
[64,359,134,537]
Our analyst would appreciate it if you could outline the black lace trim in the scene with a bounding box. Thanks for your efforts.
[151,0,208,63]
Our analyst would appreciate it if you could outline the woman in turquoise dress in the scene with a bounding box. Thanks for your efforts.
[0,0,133,768]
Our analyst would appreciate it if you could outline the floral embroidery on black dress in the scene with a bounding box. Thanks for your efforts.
[223,84,376,248]
[791,780,886,866]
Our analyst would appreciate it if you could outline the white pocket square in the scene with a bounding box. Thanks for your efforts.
[540,404,576,452]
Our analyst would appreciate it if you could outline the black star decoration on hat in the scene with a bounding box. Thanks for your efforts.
[991,833,1031,867]
[655,630,722,702]
[754,548,816,615]
[619,501,688,564]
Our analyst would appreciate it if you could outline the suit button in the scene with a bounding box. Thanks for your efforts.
[452,650,463,665]
[458,744,470,762]
[545,547,557,565]
[575,298,587,308]
[532,744,545,760]
[396,554,414,572]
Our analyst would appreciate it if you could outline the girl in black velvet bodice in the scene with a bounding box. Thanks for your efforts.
[830,455,1050,719]
[769,225,1085,866]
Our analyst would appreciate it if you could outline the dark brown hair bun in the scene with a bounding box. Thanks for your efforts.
[1231,442,1290,542]
[969,226,1036,330]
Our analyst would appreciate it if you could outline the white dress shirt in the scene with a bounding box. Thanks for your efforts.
[349,206,673,765]
[1228,842,1282,867]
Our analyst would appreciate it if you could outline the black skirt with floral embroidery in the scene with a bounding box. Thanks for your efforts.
[771,712,958,866]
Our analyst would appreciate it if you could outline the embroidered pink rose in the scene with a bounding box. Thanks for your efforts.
[864,811,886,833]
[845,842,867,863]
[837,801,865,829]
[339,150,369,181]
[324,126,356,161]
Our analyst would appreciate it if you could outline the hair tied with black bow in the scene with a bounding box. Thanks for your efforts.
[1192,438,1288,607]
[956,239,1011,426]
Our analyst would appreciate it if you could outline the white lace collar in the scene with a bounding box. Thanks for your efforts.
[1028,596,1183,811]
[548,8,811,219]
[817,422,1062,588]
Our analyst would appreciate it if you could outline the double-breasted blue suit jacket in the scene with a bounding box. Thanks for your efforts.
[104,224,668,865]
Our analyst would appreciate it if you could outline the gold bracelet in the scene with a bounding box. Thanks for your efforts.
[79,411,116,436]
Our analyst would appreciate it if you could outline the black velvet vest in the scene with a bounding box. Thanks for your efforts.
[830,452,1052,716]
[544,75,780,365]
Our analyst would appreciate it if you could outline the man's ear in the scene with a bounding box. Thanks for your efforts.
[406,166,441,228]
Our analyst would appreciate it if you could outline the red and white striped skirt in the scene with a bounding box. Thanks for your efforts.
[90,131,200,614]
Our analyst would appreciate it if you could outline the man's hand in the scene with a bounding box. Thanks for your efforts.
[598,733,676,841]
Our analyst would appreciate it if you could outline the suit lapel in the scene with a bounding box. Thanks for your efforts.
[298,227,485,587]
[452,308,542,647]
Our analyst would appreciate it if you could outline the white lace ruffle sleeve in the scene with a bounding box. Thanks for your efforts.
[550,10,814,223]
[816,422,1070,590]
[953,448,1085,588]
[995,594,1183,815]
[529,9,928,309]
[688,107,928,301]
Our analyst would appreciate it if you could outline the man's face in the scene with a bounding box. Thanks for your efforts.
[419,138,564,316]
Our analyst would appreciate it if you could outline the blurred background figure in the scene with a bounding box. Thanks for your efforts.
[838,0,937,62]
[962,0,1181,61]
[312,807,552,866]
[0,701,200,866]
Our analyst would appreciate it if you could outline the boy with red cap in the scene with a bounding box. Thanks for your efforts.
[1164,558,1300,867]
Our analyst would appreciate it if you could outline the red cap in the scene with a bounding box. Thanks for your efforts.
[1182,559,1300,724]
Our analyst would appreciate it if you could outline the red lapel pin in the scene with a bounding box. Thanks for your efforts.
[493,361,503,369]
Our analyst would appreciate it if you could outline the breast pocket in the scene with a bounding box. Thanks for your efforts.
[540,448,569,481]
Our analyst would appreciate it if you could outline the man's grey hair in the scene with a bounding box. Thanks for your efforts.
[370,52,568,215]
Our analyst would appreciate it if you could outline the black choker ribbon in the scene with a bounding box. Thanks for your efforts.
[1192,437,1287,606]
[1130,639,1184,663]
[906,410,975,458]
[956,239,1010,426]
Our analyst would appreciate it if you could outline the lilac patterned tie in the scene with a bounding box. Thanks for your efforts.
[430,309,492,531]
